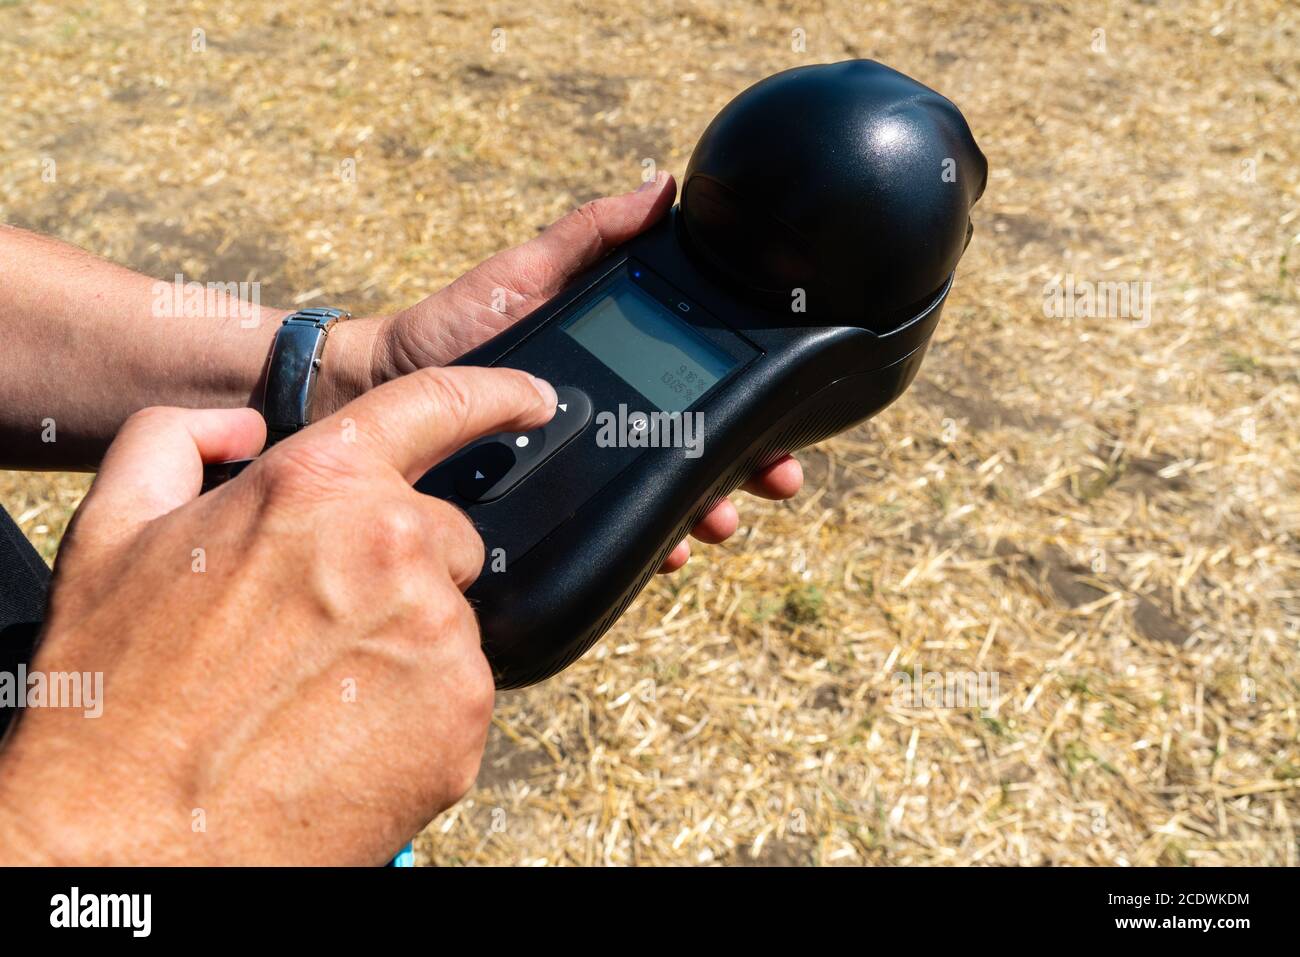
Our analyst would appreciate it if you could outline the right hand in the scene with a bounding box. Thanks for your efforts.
[0,366,557,865]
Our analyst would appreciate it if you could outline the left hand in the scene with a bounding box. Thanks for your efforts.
[318,172,803,572]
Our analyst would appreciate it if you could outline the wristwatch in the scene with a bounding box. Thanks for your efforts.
[260,306,350,445]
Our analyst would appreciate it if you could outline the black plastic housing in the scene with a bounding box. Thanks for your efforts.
[415,60,986,688]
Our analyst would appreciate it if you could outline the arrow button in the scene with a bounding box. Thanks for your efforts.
[453,441,517,502]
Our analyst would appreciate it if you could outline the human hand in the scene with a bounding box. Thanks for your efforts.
[320,174,803,570]
[0,366,557,865]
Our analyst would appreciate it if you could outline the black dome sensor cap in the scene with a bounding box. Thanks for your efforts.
[681,59,987,332]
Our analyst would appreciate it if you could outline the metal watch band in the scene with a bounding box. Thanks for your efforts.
[261,306,350,445]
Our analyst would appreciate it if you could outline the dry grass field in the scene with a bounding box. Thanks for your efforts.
[1,0,1297,865]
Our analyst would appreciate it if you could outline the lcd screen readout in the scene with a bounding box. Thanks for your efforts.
[561,277,737,412]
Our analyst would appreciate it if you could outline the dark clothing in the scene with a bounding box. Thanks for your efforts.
[0,505,50,736]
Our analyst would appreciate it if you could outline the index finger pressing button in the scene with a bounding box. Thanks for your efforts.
[451,387,592,504]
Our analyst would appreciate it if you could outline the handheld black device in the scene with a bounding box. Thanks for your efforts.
[424,60,985,687]
[206,60,987,689]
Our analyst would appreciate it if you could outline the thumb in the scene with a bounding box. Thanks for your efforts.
[384,174,677,369]
[520,170,677,283]
[449,172,676,314]
[522,170,676,276]
[69,407,266,555]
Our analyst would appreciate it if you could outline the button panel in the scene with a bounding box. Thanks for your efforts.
[452,387,592,503]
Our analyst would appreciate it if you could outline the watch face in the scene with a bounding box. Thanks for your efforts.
[264,314,342,437]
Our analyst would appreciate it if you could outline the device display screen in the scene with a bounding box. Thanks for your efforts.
[562,276,737,412]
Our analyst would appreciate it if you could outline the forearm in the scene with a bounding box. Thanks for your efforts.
[0,224,291,468]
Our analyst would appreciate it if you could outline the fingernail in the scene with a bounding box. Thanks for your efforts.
[528,374,557,409]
